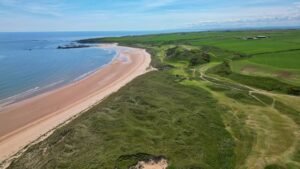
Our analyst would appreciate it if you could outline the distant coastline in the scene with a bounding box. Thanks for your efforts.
[57,44,90,49]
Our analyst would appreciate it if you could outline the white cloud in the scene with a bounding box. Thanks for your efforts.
[0,0,65,16]
[0,0,299,31]
[182,5,300,29]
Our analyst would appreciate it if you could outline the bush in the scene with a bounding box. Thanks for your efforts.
[166,46,210,66]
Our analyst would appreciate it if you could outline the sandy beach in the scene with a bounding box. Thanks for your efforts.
[0,44,151,163]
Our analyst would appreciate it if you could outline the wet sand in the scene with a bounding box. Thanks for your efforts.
[0,44,151,162]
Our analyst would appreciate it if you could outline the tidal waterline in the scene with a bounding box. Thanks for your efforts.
[0,31,152,104]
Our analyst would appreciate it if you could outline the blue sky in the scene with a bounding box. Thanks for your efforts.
[0,0,299,31]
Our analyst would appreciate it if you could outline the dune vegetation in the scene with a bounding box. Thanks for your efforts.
[6,30,300,169]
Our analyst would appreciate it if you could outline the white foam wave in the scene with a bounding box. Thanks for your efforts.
[72,70,96,82]
[0,87,40,107]
[72,48,119,82]
[0,80,65,108]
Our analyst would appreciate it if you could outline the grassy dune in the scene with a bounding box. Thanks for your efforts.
[6,30,300,169]
[8,71,235,169]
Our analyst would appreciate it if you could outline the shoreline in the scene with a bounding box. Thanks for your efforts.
[0,46,118,109]
[0,44,152,166]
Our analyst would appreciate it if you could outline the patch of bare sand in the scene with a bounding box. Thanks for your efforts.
[130,159,168,169]
[275,71,293,78]
[241,65,294,79]
[240,65,258,74]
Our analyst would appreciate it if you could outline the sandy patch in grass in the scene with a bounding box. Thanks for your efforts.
[130,159,168,169]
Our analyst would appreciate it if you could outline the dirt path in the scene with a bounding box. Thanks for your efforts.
[199,63,300,169]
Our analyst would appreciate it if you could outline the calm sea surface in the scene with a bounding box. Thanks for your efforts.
[0,31,152,104]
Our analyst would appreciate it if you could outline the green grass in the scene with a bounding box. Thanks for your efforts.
[264,164,287,169]
[223,90,263,106]
[165,46,210,66]
[209,62,300,95]
[181,75,300,169]
[249,50,300,70]
[8,72,235,169]
[251,92,274,105]
[230,60,300,86]
[80,30,300,55]
[227,73,300,95]
[191,38,300,55]
[82,30,300,86]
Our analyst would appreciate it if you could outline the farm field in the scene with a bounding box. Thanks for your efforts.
[6,30,300,169]
[189,30,300,55]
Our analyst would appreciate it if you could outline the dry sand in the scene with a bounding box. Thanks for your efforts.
[130,159,168,169]
[0,44,151,163]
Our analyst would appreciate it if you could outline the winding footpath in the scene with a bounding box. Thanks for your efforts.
[199,63,300,169]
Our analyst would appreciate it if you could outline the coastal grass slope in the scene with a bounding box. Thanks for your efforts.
[8,71,235,169]
[7,30,300,169]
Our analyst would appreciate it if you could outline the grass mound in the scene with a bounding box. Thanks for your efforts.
[165,46,210,66]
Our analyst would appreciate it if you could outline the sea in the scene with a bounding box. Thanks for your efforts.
[0,31,154,105]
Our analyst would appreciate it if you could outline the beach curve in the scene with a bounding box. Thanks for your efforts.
[0,44,152,166]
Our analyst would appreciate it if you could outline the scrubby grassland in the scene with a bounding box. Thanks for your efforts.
[7,30,300,169]
[7,72,236,169]
[230,60,300,86]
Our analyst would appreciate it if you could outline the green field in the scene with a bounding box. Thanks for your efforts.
[231,60,300,86]
[229,49,300,86]
[249,50,300,70]
[5,30,300,169]
[188,31,300,55]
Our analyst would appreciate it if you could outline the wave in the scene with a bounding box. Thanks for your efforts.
[72,69,99,82]
[0,80,65,108]
[0,44,118,108]
[72,48,118,82]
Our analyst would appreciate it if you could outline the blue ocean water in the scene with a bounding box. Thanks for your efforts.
[0,31,151,104]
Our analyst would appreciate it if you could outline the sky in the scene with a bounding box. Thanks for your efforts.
[0,0,299,32]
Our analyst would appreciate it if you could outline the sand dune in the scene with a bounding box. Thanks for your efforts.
[0,44,151,163]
